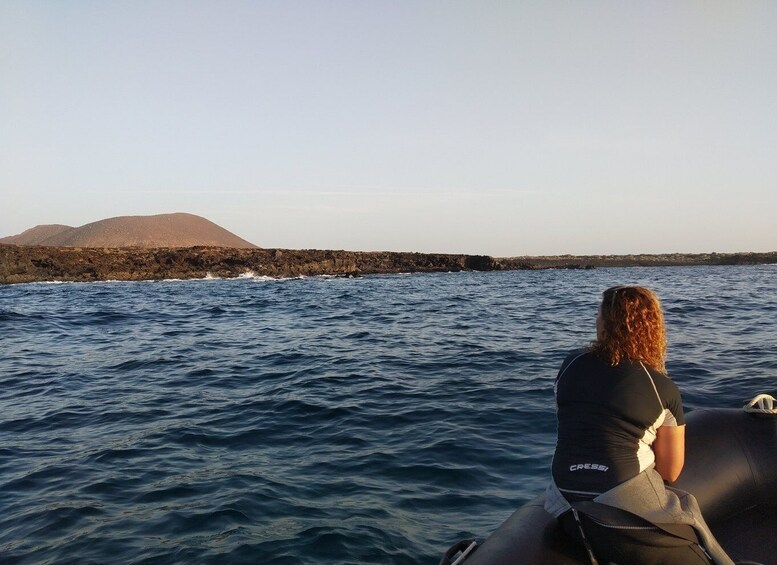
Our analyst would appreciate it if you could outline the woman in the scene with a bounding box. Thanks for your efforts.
[544,286,732,564]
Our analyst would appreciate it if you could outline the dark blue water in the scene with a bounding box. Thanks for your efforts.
[2,267,775,564]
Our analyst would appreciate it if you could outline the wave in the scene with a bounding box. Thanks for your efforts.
[2,267,775,563]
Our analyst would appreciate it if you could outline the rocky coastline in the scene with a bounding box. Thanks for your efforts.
[1,244,775,285]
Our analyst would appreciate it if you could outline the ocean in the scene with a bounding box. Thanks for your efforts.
[1,266,775,564]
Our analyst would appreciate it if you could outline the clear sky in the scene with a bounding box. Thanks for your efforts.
[2,1,775,256]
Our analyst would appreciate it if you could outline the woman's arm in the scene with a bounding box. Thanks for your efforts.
[653,424,685,482]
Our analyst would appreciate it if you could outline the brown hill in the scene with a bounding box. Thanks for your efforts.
[0,224,74,245]
[0,213,257,248]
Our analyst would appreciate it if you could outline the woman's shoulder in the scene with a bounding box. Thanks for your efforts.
[641,363,682,398]
[558,348,594,375]
[563,347,591,361]
[641,362,676,383]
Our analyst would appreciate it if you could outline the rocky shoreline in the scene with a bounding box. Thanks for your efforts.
[1,244,775,284]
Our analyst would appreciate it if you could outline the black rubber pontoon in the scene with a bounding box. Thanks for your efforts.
[442,401,777,565]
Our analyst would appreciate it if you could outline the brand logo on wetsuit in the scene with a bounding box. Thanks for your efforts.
[569,463,609,472]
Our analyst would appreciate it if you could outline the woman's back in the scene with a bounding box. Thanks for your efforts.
[552,349,685,496]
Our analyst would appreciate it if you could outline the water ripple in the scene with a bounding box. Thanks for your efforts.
[1,266,775,563]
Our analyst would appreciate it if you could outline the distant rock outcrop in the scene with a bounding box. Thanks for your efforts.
[0,213,257,249]
[1,245,775,285]
[0,245,498,284]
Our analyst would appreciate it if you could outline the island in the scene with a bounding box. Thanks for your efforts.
[2,213,774,284]
[1,244,775,285]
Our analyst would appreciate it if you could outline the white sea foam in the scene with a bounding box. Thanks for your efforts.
[16,271,366,287]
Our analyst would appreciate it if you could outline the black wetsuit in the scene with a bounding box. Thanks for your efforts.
[551,350,710,564]
[552,349,685,500]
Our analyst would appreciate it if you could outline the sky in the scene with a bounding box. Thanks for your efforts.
[1,1,775,257]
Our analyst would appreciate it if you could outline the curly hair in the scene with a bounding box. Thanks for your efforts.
[590,286,667,373]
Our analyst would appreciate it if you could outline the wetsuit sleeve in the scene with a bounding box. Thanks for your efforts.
[657,375,685,427]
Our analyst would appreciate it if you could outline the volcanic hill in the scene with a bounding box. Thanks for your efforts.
[1,213,257,248]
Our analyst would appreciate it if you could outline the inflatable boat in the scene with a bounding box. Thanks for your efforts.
[441,395,777,565]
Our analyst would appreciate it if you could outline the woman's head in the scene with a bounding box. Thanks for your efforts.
[592,286,667,373]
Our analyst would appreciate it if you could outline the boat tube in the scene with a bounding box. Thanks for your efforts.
[441,396,777,565]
